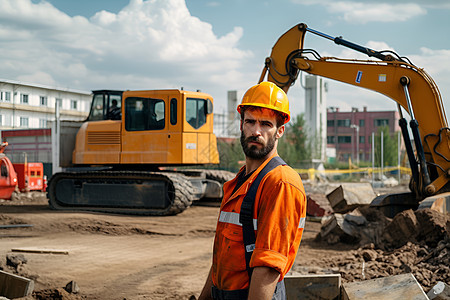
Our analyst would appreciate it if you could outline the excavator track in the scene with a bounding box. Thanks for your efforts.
[48,171,195,216]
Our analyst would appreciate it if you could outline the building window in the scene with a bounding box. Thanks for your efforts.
[374,119,389,127]
[70,100,77,110]
[327,120,335,127]
[1,91,11,102]
[40,96,48,106]
[20,117,29,127]
[359,119,365,127]
[39,118,47,128]
[337,119,351,127]
[338,136,351,143]
[327,136,335,144]
[359,136,365,144]
[21,94,29,104]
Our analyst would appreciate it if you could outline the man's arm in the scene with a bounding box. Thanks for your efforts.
[248,266,280,300]
[198,266,213,300]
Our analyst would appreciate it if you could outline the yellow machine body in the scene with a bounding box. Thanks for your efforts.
[73,89,219,167]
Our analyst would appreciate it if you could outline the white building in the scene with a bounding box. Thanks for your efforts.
[0,79,91,129]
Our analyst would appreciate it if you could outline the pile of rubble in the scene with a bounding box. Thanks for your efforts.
[0,253,82,300]
[313,209,450,291]
[303,183,450,293]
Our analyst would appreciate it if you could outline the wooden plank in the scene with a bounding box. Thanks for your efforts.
[11,248,69,255]
[342,273,428,300]
[0,270,34,298]
[285,274,341,300]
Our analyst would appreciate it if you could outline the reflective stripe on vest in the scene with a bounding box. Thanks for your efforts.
[219,211,305,230]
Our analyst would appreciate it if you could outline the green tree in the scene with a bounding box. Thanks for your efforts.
[374,125,397,167]
[278,113,311,168]
[217,138,244,173]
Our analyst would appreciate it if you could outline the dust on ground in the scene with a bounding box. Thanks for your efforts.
[1,186,449,299]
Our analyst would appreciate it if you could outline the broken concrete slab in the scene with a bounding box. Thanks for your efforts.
[326,183,376,213]
[418,192,450,214]
[0,270,34,299]
[318,206,389,246]
[284,274,341,300]
[341,273,428,300]
[318,212,366,245]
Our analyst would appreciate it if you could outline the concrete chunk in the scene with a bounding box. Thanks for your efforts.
[418,192,450,214]
[0,270,34,298]
[341,273,428,300]
[285,274,341,300]
[326,183,375,213]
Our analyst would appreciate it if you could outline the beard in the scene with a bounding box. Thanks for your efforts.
[240,131,277,159]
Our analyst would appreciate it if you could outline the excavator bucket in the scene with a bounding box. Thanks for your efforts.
[370,192,419,218]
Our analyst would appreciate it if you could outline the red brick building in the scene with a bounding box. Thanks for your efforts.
[327,106,400,162]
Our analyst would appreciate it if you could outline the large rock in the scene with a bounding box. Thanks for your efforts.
[326,183,376,213]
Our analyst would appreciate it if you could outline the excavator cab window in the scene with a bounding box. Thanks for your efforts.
[170,98,177,125]
[186,98,211,129]
[125,97,165,131]
[88,91,123,121]
[107,95,122,120]
[89,94,104,121]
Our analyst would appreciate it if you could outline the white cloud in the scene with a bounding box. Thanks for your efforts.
[328,2,426,24]
[0,0,252,112]
[291,0,427,24]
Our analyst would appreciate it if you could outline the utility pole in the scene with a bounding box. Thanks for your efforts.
[372,132,375,186]
[350,124,360,165]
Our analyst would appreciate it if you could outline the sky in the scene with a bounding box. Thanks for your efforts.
[1,0,449,121]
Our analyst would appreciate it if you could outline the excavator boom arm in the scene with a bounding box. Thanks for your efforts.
[261,23,450,198]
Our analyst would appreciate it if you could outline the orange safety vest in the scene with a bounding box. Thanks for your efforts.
[211,153,307,291]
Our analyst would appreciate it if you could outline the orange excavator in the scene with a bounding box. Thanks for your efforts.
[259,23,449,214]
[48,89,233,216]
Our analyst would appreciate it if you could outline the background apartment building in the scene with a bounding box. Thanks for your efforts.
[0,79,91,129]
[327,106,400,162]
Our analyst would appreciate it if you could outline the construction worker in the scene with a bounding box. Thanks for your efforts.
[199,82,307,300]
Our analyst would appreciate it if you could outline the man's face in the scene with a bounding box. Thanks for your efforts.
[240,108,284,160]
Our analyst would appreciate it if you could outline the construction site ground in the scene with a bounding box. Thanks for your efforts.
[0,185,448,300]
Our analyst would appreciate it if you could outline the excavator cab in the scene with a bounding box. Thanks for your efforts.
[49,89,224,216]
[73,89,219,166]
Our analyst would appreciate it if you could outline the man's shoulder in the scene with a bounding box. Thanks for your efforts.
[264,163,303,188]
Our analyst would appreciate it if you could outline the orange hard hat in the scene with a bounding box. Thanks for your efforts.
[237,81,290,123]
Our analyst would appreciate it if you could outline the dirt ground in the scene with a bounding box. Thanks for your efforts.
[0,186,448,299]
[0,194,354,300]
